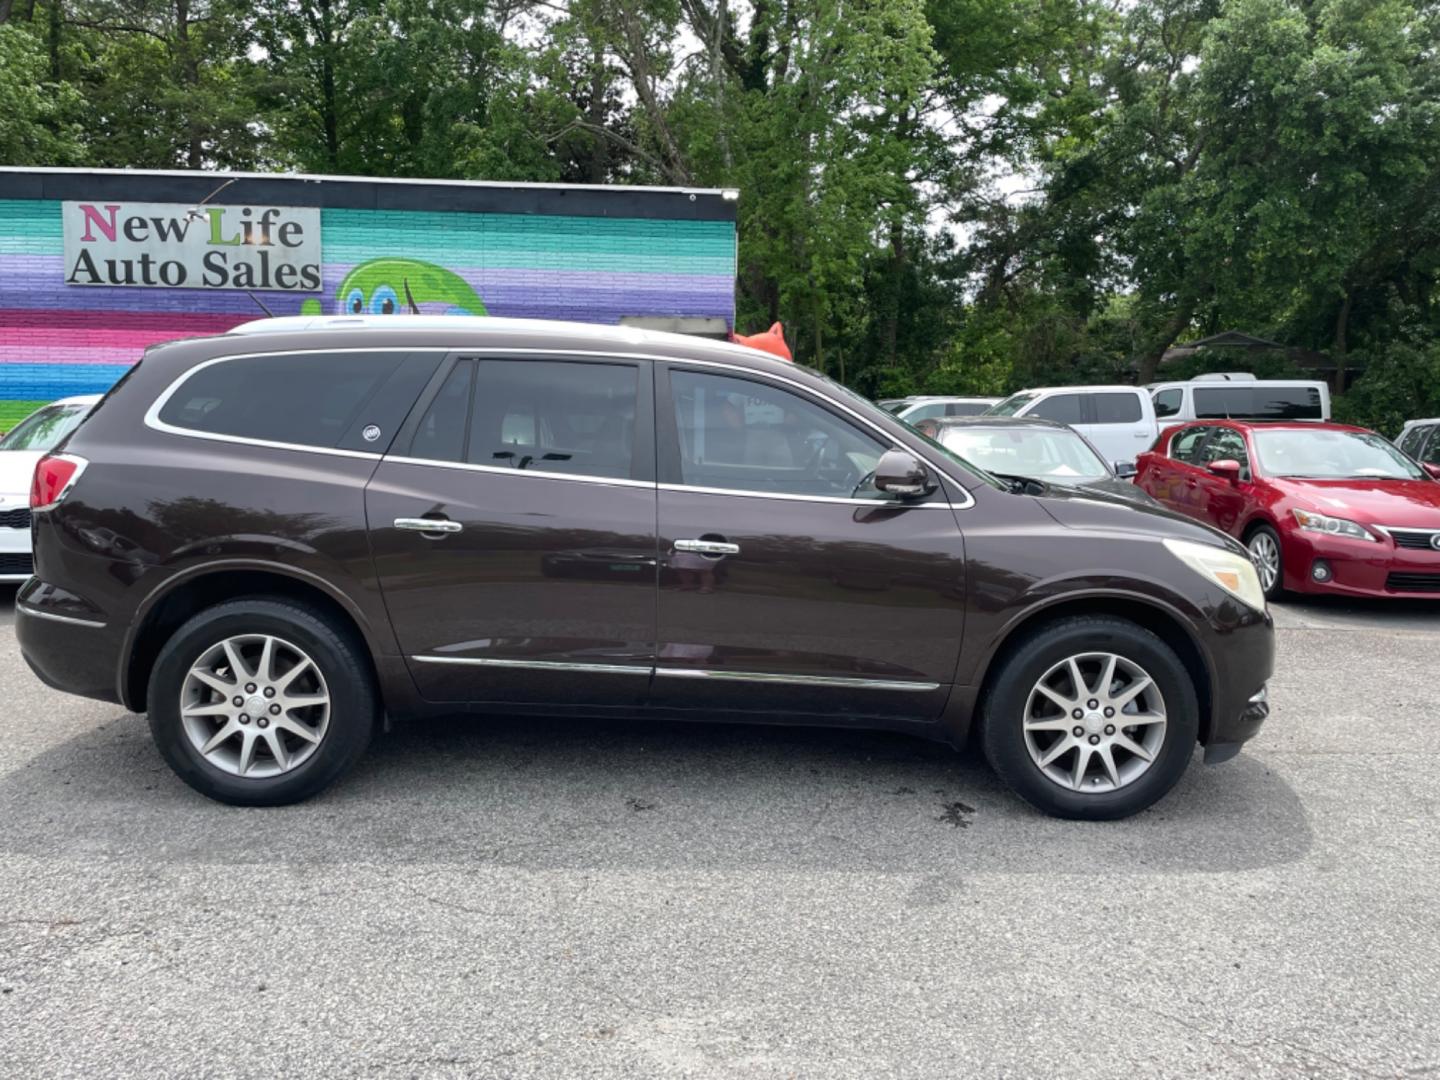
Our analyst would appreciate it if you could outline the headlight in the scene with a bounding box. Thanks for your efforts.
[1162,538,1267,611]
[1291,509,1378,542]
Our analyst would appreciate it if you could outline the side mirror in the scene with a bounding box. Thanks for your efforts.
[1113,461,1138,479]
[1207,458,1242,483]
[874,448,937,499]
[1424,463,1440,481]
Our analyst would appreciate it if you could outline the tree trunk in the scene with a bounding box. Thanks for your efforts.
[175,0,204,168]
[883,218,906,367]
[812,295,824,376]
[320,0,340,169]
[1333,289,1352,356]
[1135,296,1196,384]
[0,1,15,26]
[585,41,609,183]
[46,0,61,80]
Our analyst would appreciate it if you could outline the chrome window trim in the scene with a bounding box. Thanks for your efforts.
[654,667,941,692]
[412,655,651,676]
[142,343,979,505]
[656,482,952,508]
[384,455,654,490]
[142,348,448,461]
[17,604,106,628]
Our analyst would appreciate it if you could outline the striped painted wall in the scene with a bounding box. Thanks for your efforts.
[0,195,737,429]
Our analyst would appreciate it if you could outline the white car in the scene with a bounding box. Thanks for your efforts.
[893,396,1002,423]
[987,385,1158,467]
[0,395,101,582]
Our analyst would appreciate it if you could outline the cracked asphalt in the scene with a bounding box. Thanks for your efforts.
[1,588,1438,1078]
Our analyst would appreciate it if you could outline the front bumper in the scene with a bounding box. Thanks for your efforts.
[0,523,33,581]
[1281,530,1440,598]
[1201,604,1273,761]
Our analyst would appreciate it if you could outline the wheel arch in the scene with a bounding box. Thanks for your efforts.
[969,593,1216,748]
[120,562,382,712]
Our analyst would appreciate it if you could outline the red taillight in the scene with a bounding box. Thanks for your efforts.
[31,454,87,510]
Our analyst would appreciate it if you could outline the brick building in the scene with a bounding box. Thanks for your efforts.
[0,168,738,428]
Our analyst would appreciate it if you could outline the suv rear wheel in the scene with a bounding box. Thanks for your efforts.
[979,616,1199,820]
[147,598,377,805]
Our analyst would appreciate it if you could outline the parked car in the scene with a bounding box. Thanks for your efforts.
[876,398,909,413]
[919,416,1160,509]
[986,385,1158,466]
[1134,419,1440,600]
[18,316,1273,819]
[893,396,1001,424]
[1396,418,1440,467]
[1149,378,1330,429]
[0,394,100,582]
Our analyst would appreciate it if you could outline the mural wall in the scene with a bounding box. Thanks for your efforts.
[0,180,737,429]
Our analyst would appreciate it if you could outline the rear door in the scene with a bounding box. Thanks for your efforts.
[1077,390,1153,466]
[366,353,658,705]
[649,363,964,722]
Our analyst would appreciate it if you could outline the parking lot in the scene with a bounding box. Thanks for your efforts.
[1,587,1437,1079]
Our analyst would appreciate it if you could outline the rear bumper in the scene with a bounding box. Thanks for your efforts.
[15,581,123,706]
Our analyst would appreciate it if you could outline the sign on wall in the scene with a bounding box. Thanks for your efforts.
[61,201,322,292]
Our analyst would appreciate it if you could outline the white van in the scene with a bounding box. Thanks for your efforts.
[986,385,1157,466]
[1149,378,1330,428]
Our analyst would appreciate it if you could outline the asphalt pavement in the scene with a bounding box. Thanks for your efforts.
[1,584,1438,1078]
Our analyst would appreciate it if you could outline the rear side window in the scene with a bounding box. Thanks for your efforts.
[1171,426,1209,463]
[1420,428,1440,466]
[1153,388,1182,418]
[1092,392,1142,424]
[1029,393,1084,424]
[944,401,991,417]
[1397,425,1429,459]
[406,359,639,480]
[1194,385,1322,420]
[157,352,405,449]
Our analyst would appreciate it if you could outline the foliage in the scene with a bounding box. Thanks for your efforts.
[4,0,1440,424]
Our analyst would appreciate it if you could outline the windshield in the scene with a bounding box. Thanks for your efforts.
[0,403,90,452]
[1252,428,1424,481]
[987,392,1036,417]
[939,425,1109,483]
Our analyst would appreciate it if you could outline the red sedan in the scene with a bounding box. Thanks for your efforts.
[1135,421,1440,599]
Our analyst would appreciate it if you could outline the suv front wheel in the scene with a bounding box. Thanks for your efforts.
[980,616,1199,820]
[147,598,377,805]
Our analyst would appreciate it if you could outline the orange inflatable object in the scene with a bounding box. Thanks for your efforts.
[730,321,792,361]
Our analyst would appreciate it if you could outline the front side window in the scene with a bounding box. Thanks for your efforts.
[1170,426,1210,463]
[669,370,887,498]
[1092,392,1143,424]
[157,352,405,449]
[0,403,91,452]
[988,392,1037,417]
[1252,428,1424,480]
[1201,428,1251,479]
[1153,389,1183,418]
[1029,393,1085,425]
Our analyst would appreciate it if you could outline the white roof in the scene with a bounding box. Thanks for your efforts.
[1010,385,1147,395]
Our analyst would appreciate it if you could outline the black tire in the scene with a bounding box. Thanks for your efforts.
[1245,523,1285,601]
[979,616,1200,821]
[147,598,377,806]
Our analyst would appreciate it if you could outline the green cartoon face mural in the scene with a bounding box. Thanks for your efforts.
[299,258,488,317]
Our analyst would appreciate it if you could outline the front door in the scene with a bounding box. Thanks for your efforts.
[648,365,964,722]
[366,353,658,705]
[1192,426,1252,536]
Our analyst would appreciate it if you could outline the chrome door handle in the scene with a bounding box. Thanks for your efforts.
[394,517,463,534]
[674,538,740,556]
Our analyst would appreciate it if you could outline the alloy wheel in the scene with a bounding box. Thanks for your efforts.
[1248,532,1280,594]
[179,634,330,778]
[1022,652,1168,793]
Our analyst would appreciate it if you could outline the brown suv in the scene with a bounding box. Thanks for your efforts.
[17,316,1273,818]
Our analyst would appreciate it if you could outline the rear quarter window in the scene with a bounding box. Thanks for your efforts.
[156,351,423,450]
[1194,385,1322,421]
